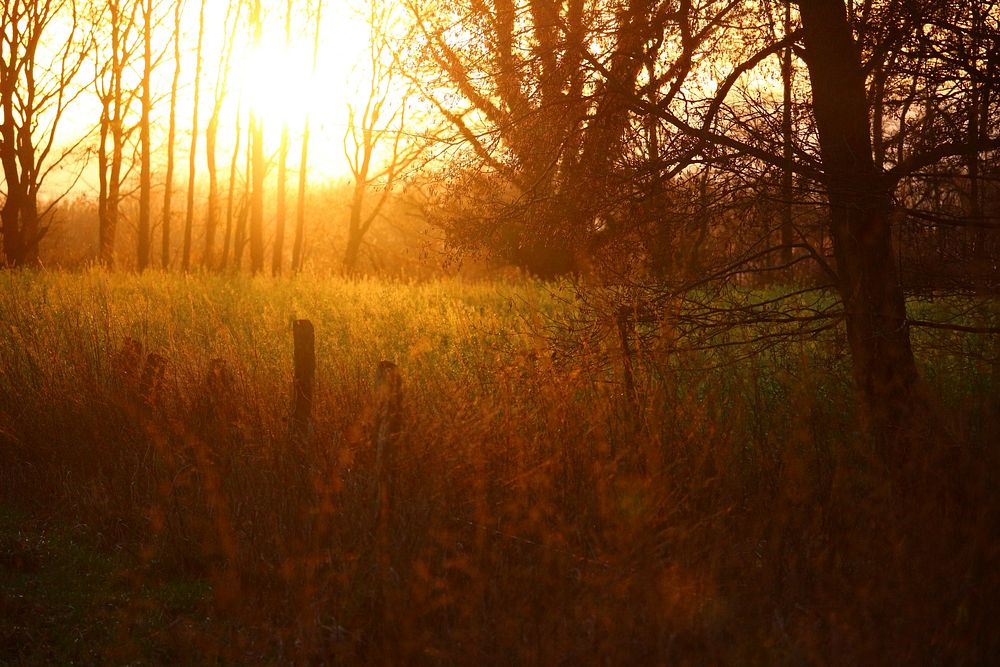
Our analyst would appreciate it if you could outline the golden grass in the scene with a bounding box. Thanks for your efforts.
[0,269,997,664]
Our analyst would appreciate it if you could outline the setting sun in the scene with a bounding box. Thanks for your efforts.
[237,35,324,129]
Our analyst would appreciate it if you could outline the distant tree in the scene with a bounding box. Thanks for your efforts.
[204,0,242,269]
[220,99,243,270]
[1,0,88,267]
[160,0,184,268]
[181,0,206,271]
[248,0,265,274]
[272,0,293,276]
[92,0,142,268]
[343,1,429,273]
[136,0,163,271]
[292,0,324,274]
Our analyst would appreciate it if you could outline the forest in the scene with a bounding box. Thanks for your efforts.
[1,0,998,663]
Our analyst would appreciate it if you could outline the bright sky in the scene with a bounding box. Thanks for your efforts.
[47,0,381,199]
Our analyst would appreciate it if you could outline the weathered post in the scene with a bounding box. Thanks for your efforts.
[291,319,315,440]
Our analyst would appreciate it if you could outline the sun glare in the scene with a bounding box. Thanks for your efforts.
[237,36,323,129]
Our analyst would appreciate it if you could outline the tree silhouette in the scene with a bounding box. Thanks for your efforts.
[1,0,87,267]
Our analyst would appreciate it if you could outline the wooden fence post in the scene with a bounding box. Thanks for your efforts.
[291,319,315,440]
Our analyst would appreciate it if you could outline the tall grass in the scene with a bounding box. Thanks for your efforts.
[1,269,997,664]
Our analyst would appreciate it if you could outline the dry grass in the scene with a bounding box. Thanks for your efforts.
[1,269,997,664]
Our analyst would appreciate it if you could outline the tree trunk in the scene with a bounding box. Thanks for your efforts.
[1,192,24,267]
[271,0,293,276]
[235,123,253,269]
[221,101,242,270]
[205,113,220,268]
[99,3,125,269]
[183,0,207,271]
[138,0,153,272]
[162,0,182,269]
[292,117,309,274]
[293,1,322,274]
[1,93,24,265]
[249,0,265,274]
[20,193,39,266]
[97,96,111,266]
[250,110,265,274]
[205,0,239,270]
[273,123,289,275]
[344,183,365,272]
[799,0,922,450]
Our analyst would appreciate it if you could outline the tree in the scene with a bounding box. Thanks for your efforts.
[181,0,206,271]
[204,0,242,269]
[220,99,243,270]
[137,0,157,271]
[271,0,293,276]
[402,0,593,275]
[343,1,428,273]
[292,0,324,274]
[405,0,1000,448]
[248,0,265,274]
[160,0,184,268]
[795,0,918,441]
[92,0,141,268]
[1,0,87,267]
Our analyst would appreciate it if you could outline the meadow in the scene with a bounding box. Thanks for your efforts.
[1,270,997,664]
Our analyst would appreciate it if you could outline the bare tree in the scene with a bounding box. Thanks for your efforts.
[220,99,243,270]
[1,0,88,267]
[181,0,206,271]
[270,0,293,276]
[204,0,242,269]
[160,0,184,268]
[292,0,323,274]
[92,0,142,267]
[248,0,265,274]
[343,1,428,272]
[137,0,156,271]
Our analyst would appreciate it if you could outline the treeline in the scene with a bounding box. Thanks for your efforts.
[390,0,999,449]
[1,0,435,274]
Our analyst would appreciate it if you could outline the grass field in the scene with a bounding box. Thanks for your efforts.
[1,270,998,664]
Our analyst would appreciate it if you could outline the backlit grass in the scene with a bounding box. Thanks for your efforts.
[1,269,997,664]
